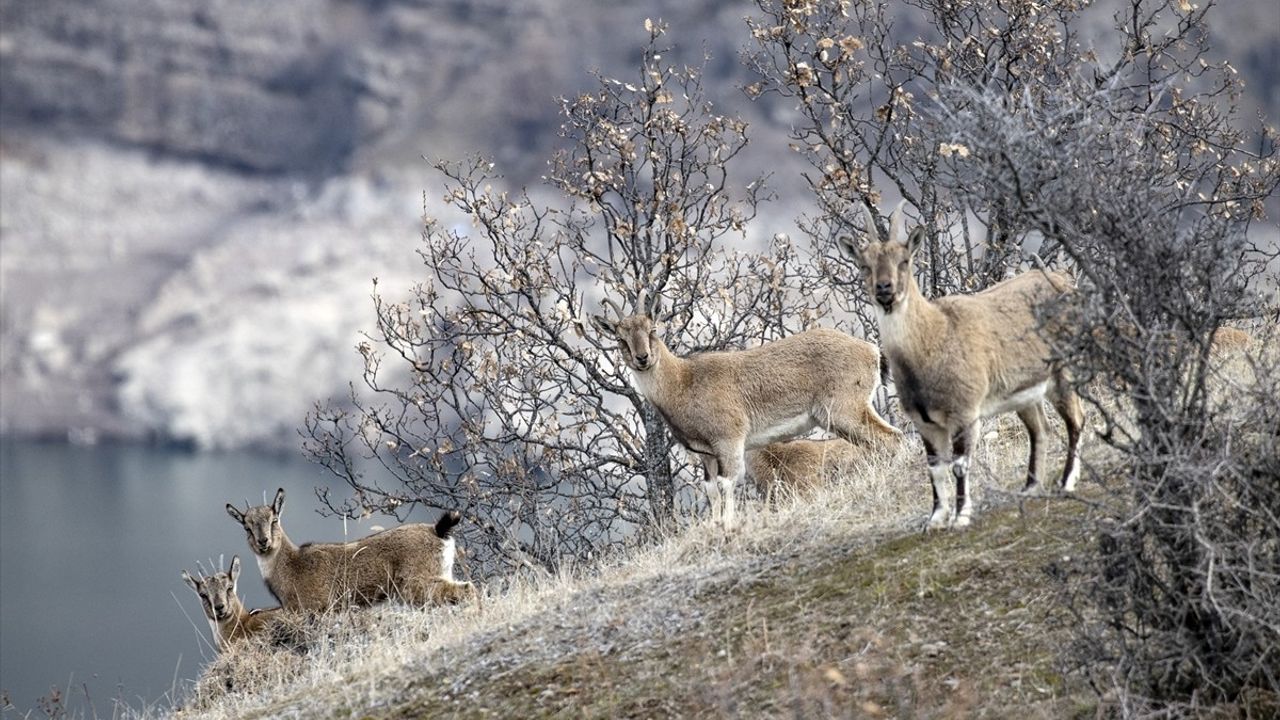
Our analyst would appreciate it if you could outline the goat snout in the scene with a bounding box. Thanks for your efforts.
[874,283,895,307]
[634,353,650,367]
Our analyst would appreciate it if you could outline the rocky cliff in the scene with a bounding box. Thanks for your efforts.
[0,0,552,174]
[0,0,1275,449]
[0,0,774,449]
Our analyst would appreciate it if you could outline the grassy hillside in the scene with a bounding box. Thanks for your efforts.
[171,420,1109,719]
[375,500,1094,719]
[161,337,1280,719]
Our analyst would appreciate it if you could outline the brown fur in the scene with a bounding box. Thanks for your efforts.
[182,556,287,652]
[591,303,900,526]
[837,202,1085,530]
[1211,326,1252,354]
[747,438,868,500]
[1091,322,1252,359]
[226,490,476,612]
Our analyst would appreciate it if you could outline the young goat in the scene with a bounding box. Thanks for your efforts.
[747,438,868,501]
[591,295,900,527]
[225,490,476,612]
[182,556,288,652]
[837,202,1083,530]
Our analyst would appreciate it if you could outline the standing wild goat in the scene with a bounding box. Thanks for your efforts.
[182,556,289,652]
[836,202,1083,529]
[591,294,900,526]
[226,489,476,611]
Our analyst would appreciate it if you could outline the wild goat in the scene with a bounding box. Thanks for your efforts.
[591,294,900,527]
[225,490,476,612]
[836,202,1083,530]
[1210,326,1253,355]
[182,556,289,652]
[747,438,868,501]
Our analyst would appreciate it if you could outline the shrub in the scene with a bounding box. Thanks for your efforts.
[748,0,1280,712]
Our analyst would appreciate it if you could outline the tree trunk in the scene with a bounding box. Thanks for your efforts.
[641,403,676,525]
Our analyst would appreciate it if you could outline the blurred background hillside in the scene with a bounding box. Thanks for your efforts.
[2,0,1277,450]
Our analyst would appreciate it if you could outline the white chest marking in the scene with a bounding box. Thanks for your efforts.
[630,368,660,400]
[255,552,277,580]
[874,298,911,349]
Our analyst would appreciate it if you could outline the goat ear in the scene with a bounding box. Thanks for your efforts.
[835,235,866,266]
[646,293,662,320]
[589,314,616,337]
[226,504,245,525]
[229,555,241,585]
[271,488,286,515]
[906,226,927,258]
[182,571,199,592]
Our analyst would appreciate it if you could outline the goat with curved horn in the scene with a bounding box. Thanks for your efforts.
[836,200,1083,530]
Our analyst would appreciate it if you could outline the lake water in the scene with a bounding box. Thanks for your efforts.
[0,439,426,715]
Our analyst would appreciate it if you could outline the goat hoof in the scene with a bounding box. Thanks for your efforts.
[1021,482,1043,496]
[952,515,972,529]
[924,514,951,532]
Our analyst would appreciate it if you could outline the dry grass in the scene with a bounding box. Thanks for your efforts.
[164,413,1108,720]
[169,333,1280,718]
[173,328,1275,718]
[154,311,1273,720]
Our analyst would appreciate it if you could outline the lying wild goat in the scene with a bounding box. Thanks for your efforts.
[837,202,1083,529]
[1210,326,1253,355]
[591,293,900,526]
[182,556,291,652]
[226,489,476,611]
[747,438,867,501]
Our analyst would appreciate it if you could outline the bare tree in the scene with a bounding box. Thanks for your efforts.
[928,6,1280,710]
[939,54,1280,720]
[745,0,1094,301]
[303,22,834,577]
[751,0,1280,713]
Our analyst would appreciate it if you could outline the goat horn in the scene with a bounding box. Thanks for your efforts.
[602,296,625,320]
[861,201,879,243]
[889,199,908,244]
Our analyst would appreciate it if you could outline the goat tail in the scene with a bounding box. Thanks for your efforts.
[434,510,462,539]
